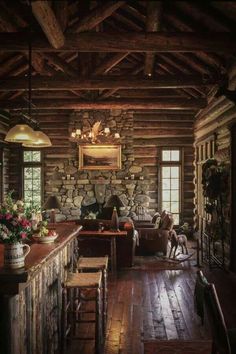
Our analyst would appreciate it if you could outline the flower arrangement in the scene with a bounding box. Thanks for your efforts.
[0,192,33,244]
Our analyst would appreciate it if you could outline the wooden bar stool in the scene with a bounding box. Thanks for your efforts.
[77,256,108,336]
[62,272,103,354]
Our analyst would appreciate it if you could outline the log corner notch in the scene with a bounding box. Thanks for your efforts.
[32,0,65,49]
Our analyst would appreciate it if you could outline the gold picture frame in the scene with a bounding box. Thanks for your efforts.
[79,145,121,170]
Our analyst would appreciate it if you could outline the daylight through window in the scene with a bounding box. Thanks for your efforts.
[23,151,42,208]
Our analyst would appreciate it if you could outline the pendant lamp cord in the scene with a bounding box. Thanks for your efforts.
[28,0,32,118]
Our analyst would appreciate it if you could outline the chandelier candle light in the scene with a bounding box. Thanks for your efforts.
[70,121,120,144]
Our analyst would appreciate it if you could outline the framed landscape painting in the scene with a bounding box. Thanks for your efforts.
[79,145,121,170]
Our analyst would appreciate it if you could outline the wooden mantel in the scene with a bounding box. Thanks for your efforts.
[0,223,82,354]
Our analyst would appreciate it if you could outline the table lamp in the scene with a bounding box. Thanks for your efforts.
[43,195,61,224]
[104,195,124,230]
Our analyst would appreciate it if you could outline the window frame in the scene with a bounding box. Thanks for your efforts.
[159,148,182,225]
[21,149,44,207]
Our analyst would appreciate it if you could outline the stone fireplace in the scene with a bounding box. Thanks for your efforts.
[48,109,152,222]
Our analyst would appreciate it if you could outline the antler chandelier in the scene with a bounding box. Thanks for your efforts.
[70,121,120,144]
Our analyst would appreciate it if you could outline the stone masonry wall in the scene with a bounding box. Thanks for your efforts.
[49,109,152,222]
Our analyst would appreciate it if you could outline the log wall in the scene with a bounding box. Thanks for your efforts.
[133,110,195,224]
[194,61,236,268]
[6,109,195,224]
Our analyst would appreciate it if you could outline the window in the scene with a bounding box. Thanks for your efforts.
[23,151,42,208]
[161,149,181,225]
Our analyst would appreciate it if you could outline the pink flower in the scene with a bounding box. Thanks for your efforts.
[20,232,27,239]
[20,218,30,227]
[5,213,12,220]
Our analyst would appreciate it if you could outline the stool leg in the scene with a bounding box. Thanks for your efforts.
[103,269,108,336]
[61,288,68,354]
[95,287,102,354]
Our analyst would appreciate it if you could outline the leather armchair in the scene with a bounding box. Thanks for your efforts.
[135,211,174,256]
[135,227,169,256]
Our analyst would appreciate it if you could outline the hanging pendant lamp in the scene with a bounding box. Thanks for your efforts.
[23,130,52,148]
[5,124,35,143]
[4,3,51,148]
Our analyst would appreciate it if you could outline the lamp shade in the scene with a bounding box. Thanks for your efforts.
[5,124,35,143]
[23,130,52,148]
[104,195,124,208]
[43,195,61,210]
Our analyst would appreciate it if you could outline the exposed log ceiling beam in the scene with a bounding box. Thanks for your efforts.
[99,63,144,99]
[112,10,144,31]
[171,52,214,75]
[0,98,207,110]
[175,2,232,32]
[93,53,129,75]
[155,56,204,98]
[53,0,68,33]
[163,4,226,70]
[70,1,125,32]
[42,53,77,76]
[144,1,162,77]
[0,32,235,52]
[0,7,49,75]
[0,75,221,92]
[32,0,65,49]
[0,54,23,76]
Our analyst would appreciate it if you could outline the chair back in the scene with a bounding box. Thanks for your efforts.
[194,270,209,324]
[204,283,231,354]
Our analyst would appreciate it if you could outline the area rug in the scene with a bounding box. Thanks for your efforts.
[144,340,212,354]
[132,256,191,271]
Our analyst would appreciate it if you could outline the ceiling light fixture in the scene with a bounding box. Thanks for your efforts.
[4,2,51,148]
[70,121,120,144]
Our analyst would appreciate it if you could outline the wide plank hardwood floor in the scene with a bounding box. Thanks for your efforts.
[69,256,210,354]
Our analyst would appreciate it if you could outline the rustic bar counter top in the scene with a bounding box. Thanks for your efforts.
[0,223,82,293]
[0,223,82,354]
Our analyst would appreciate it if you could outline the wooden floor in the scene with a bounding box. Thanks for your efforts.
[68,253,210,354]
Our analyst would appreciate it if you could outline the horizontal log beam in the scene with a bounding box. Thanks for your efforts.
[0,32,235,52]
[0,76,223,91]
[0,98,206,110]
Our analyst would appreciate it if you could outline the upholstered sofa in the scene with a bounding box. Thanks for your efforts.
[75,219,137,268]
[134,211,174,256]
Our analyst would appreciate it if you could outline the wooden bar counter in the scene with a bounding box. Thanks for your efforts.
[0,223,82,354]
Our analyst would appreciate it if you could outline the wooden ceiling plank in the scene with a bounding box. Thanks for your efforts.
[32,0,65,49]
[0,98,207,110]
[0,75,222,91]
[70,1,125,33]
[0,32,235,52]
[144,1,162,77]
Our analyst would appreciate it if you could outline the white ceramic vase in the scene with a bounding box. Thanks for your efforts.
[4,242,31,269]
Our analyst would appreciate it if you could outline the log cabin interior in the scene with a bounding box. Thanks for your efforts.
[0,1,236,354]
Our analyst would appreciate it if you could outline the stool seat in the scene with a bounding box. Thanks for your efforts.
[66,272,102,289]
[77,256,108,270]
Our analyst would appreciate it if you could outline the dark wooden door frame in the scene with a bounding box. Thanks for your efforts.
[230,123,236,272]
